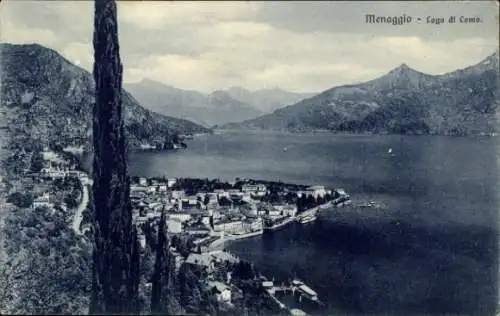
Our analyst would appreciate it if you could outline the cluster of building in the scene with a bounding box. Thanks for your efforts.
[31,148,91,211]
[38,148,90,184]
[130,176,336,252]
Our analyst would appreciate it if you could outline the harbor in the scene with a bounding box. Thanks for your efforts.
[261,277,324,315]
[207,194,352,250]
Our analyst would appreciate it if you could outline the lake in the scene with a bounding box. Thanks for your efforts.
[129,130,499,315]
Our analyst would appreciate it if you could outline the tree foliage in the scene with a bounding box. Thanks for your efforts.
[6,191,33,208]
[29,149,44,173]
[1,207,92,315]
[90,0,139,313]
[151,211,178,314]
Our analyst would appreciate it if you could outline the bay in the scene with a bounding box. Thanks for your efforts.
[129,130,499,315]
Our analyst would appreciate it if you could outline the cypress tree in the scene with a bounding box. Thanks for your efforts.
[90,0,139,313]
[151,210,174,314]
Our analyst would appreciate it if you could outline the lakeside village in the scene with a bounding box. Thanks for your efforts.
[130,176,351,250]
[9,147,351,315]
[128,175,351,311]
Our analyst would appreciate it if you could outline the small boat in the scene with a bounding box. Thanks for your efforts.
[283,147,288,152]
[360,201,378,208]
[292,279,319,301]
[299,214,316,224]
[387,148,393,154]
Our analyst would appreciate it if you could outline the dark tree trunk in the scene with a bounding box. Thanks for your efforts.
[89,0,139,313]
[151,210,175,314]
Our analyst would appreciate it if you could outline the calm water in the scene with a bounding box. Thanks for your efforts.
[129,130,499,315]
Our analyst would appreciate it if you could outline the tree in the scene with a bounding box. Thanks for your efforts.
[219,196,232,207]
[30,150,44,173]
[305,195,316,208]
[90,0,139,313]
[63,193,79,209]
[151,211,176,314]
[1,207,92,315]
[296,195,306,212]
[7,192,33,209]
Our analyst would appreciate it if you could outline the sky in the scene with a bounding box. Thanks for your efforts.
[1,0,498,93]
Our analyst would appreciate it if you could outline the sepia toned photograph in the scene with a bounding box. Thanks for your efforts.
[0,0,498,315]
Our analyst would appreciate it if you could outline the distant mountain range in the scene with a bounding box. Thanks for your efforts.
[224,86,315,113]
[222,51,499,136]
[124,80,315,127]
[0,43,210,151]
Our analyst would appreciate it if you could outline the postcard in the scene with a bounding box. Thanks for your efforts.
[0,1,498,315]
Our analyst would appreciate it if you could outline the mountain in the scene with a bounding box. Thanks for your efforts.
[124,79,208,115]
[222,51,499,136]
[124,80,263,127]
[0,43,210,151]
[225,86,316,113]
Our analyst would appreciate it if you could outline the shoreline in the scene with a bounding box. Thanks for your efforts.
[207,230,263,250]
[213,128,499,138]
[207,199,348,251]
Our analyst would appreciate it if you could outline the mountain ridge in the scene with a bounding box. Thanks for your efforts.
[124,81,265,127]
[124,80,316,127]
[221,51,499,136]
[0,43,210,152]
[224,86,316,113]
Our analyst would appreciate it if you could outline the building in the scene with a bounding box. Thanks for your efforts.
[167,218,182,234]
[168,212,192,223]
[205,193,219,205]
[213,189,230,199]
[139,178,148,186]
[32,192,53,210]
[209,281,232,302]
[306,185,328,199]
[213,220,244,234]
[274,204,298,217]
[242,218,262,232]
[130,185,148,193]
[335,188,348,197]
[138,234,147,249]
[227,189,243,196]
[185,225,211,236]
[146,212,161,220]
[183,196,198,206]
[186,253,216,271]
[147,202,162,210]
[242,184,267,196]
[147,186,157,193]
[195,192,207,200]
[167,178,177,188]
[158,185,168,192]
[171,190,185,200]
[201,211,213,227]
[268,208,282,218]
[41,169,66,179]
[135,216,148,225]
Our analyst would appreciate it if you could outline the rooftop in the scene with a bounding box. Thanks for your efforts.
[209,281,230,293]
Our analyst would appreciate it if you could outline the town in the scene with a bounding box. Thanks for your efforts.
[5,146,352,315]
[126,175,350,314]
[128,175,350,251]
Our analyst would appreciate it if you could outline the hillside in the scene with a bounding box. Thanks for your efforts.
[222,51,499,136]
[125,80,263,127]
[0,43,210,151]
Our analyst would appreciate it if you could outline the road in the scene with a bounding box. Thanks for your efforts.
[72,177,89,235]
[0,198,7,263]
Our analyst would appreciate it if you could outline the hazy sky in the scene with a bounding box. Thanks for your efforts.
[1,1,498,93]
